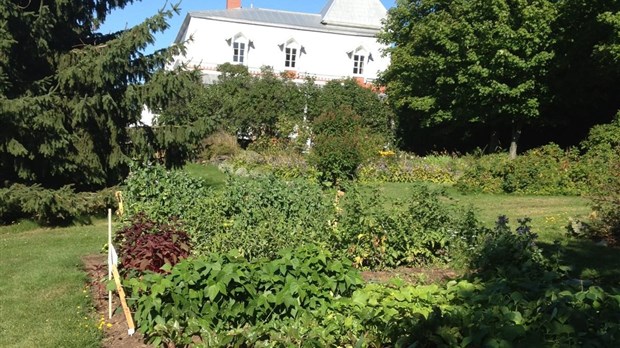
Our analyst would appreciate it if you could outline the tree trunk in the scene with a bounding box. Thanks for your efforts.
[509,121,523,160]
[488,130,499,153]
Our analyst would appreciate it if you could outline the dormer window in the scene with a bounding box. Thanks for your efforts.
[232,33,249,64]
[350,46,367,75]
[233,42,245,63]
[353,54,364,75]
[285,47,297,68]
[283,38,301,69]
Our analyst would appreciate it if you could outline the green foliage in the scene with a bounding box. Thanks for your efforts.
[128,244,620,347]
[123,165,215,231]
[457,144,587,195]
[193,176,334,260]
[218,150,320,181]
[124,166,491,269]
[381,0,557,154]
[127,246,363,346]
[589,154,620,246]
[358,152,466,184]
[335,184,488,269]
[310,107,383,184]
[472,216,549,279]
[0,1,196,189]
[114,213,191,274]
[313,79,394,137]
[0,184,116,225]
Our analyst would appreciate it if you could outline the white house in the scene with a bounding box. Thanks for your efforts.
[172,0,390,85]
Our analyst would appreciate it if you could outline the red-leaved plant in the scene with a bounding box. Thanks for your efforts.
[114,213,191,274]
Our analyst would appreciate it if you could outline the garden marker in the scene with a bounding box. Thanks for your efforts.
[112,264,135,335]
[108,209,112,320]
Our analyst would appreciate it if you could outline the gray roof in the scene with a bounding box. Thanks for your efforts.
[320,0,387,29]
[178,6,384,42]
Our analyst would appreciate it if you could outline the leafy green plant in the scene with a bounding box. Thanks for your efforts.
[127,246,363,346]
[358,152,466,184]
[334,184,488,269]
[472,216,549,280]
[310,107,383,185]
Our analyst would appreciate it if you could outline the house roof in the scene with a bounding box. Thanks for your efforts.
[320,0,387,29]
[175,1,387,43]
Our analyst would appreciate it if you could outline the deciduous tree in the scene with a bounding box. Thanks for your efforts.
[380,0,556,158]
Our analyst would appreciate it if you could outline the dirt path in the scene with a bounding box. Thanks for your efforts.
[83,254,151,348]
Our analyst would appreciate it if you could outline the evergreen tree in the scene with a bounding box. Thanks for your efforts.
[0,0,199,190]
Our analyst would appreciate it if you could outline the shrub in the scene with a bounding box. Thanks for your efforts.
[310,107,383,185]
[457,144,587,195]
[0,184,116,225]
[194,175,335,260]
[123,165,214,226]
[358,152,466,184]
[589,152,620,246]
[124,166,492,269]
[114,213,191,274]
[455,153,509,194]
[198,130,240,161]
[472,216,548,279]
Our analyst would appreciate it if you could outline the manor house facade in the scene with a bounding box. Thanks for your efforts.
[172,0,390,85]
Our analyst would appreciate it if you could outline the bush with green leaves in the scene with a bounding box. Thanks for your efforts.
[123,165,215,226]
[309,107,384,185]
[0,184,116,225]
[588,153,620,246]
[456,144,587,195]
[195,175,335,260]
[358,152,466,184]
[124,166,492,269]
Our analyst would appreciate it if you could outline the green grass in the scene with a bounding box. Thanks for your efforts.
[0,220,109,348]
[183,162,227,186]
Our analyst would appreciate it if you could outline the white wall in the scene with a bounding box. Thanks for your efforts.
[176,18,389,83]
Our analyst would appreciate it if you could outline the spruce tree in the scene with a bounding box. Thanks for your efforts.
[0,0,199,190]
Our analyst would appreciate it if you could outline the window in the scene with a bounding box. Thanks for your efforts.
[353,54,365,75]
[285,47,297,68]
[233,41,246,63]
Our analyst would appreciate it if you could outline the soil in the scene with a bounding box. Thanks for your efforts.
[82,254,151,348]
[82,255,459,347]
[361,266,459,284]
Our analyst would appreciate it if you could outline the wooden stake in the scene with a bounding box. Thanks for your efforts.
[112,264,136,335]
[108,209,112,320]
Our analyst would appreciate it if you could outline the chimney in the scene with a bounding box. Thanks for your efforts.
[226,0,241,9]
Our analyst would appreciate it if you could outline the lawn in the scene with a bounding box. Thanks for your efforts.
[0,220,109,348]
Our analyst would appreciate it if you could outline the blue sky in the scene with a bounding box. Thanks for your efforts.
[99,0,396,52]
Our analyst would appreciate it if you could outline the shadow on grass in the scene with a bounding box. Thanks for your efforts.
[539,239,620,289]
